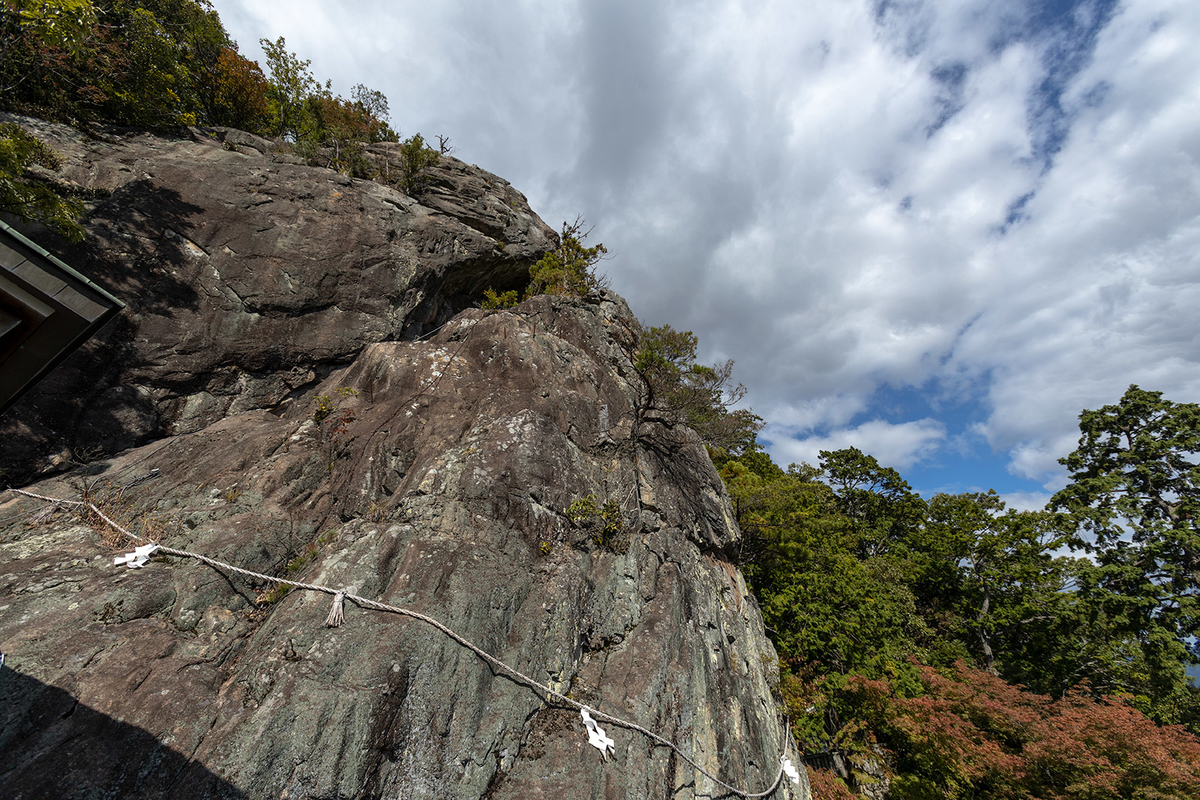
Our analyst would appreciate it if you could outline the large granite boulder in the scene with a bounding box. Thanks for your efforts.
[0,119,808,799]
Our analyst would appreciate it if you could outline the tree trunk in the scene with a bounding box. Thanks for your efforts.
[977,586,999,676]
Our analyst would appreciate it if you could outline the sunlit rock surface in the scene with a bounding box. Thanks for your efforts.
[0,119,806,800]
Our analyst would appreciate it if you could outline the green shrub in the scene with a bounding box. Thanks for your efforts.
[481,288,520,310]
[397,133,439,195]
[564,494,599,524]
[313,394,335,424]
[525,218,607,299]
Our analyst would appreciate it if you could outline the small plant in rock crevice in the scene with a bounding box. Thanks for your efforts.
[313,386,359,425]
[258,583,292,605]
[563,493,629,553]
[257,524,340,606]
[565,494,600,524]
[593,498,627,553]
[286,542,318,573]
[312,386,361,469]
[365,502,388,523]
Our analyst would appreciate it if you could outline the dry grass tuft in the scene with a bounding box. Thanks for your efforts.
[72,477,174,550]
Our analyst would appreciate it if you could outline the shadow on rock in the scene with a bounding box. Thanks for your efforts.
[63,179,205,317]
[0,182,207,482]
[0,665,247,800]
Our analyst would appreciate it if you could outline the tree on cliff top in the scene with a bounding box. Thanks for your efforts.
[634,322,763,460]
[2,0,247,127]
[524,217,609,298]
[259,36,399,176]
[259,35,319,141]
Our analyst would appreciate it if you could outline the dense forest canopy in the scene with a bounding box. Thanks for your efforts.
[3,3,1200,798]
[715,385,1200,798]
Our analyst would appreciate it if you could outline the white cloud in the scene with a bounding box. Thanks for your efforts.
[997,490,1055,512]
[947,0,1200,482]
[207,0,1200,490]
[766,418,947,471]
[764,393,870,433]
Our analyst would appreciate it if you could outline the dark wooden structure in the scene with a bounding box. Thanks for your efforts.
[0,220,123,415]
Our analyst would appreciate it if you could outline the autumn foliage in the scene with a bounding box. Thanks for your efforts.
[795,660,1200,800]
[208,47,270,132]
[808,767,859,800]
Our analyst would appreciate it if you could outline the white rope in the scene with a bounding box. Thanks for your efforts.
[6,487,794,798]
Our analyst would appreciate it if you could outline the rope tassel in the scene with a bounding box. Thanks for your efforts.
[325,590,347,628]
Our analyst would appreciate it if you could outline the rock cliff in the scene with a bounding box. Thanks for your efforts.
[0,114,554,481]
[0,119,807,799]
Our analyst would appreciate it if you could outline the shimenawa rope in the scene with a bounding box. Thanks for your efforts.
[6,487,797,798]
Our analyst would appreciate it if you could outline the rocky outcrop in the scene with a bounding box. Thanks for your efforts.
[0,115,554,481]
[0,120,807,799]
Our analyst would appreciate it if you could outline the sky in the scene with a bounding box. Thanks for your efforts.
[207,0,1200,508]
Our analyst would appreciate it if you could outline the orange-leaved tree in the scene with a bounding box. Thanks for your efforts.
[796,659,1200,800]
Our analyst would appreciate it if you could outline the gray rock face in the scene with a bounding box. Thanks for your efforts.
[0,120,808,799]
[0,115,554,480]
